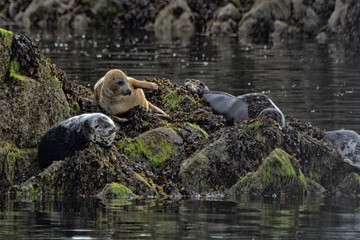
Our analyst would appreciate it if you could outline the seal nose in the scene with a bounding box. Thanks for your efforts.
[125,89,132,95]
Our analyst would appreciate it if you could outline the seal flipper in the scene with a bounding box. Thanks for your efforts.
[129,77,158,90]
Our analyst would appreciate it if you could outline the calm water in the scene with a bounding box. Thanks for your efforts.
[2,26,360,239]
[1,196,360,239]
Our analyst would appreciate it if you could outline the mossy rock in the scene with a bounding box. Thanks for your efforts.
[227,148,312,197]
[0,29,70,147]
[0,140,38,193]
[0,28,13,82]
[17,160,65,197]
[131,173,159,198]
[337,172,360,196]
[96,182,135,199]
[118,127,182,167]
[180,151,211,193]
[162,90,197,112]
[180,137,232,193]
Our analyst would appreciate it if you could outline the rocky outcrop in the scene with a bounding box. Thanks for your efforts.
[319,0,360,45]
[2,0,360,46]
[206,3,241,36]
[2,0,165,32]
[1,29,360,201]
[154,0,195,41]
[0,29,70,148]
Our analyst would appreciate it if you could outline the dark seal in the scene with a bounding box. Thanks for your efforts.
[324,130,360,169]
[38,113,117,169]
[184,79,285,126]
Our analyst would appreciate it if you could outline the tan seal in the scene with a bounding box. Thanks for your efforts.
[94,69,168,122]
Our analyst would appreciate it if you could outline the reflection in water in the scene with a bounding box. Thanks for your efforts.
[24,28,360,132]
[1,197,360,239]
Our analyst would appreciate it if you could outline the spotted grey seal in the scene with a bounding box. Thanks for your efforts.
[38,113,117,169]
[324,130,360,169]
[94,69,168,122]
[184,79,285,126]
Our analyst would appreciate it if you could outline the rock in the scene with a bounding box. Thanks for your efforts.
[0,29,12,82]
[337,172,360,196]
[271,20,300,41]
[238,0,322,43]
[18,160,65,197]
[238,0,291,43]
[180,117,349,197]
[327,0,360,44]
[206,3,241,36]
[227,148,315,197]
[291,0,320,34]
[13,0,75,29]
[96,182,135,199]
[154,0,195,41]
[0,140,38,193]
[0,29,70,148]
[328,0,351,33]
[179,138,230,194]
[118,127,183,167]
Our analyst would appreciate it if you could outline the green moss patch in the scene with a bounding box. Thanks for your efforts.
[9,61,25,81]
[228,148,308,197]
[0,28,13,48]
[163,91,185,110]
[247,120,261,133]
[100,183,135,199]
[118,137,177,167]
[0,141,37,191]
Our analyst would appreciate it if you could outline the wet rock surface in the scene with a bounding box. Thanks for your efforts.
[1,29,360,201]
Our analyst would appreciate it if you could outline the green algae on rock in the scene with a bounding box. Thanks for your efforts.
[0,28,13,82]
[227,149,309,197]
[96,182,135,199]
[118,127,182,167]
[0,140,38,192]
[0,28,70,148]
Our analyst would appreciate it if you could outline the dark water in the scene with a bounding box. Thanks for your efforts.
[1,196,360,239]
[2,27,360,239]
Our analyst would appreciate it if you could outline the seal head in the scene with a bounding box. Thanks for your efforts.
[324,130,360,169]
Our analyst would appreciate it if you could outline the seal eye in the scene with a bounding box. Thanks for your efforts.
[117,80,124,86]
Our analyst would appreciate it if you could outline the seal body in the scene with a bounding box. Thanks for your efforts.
[38,113,117,169]
[94,69,167,121]
[185,79,285,126]
[324,130,360,169]
[202,91,249,122]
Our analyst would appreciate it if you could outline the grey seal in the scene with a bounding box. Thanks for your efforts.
[324,130,360,169]
[184,79,285,126]
[38,113,117,169]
